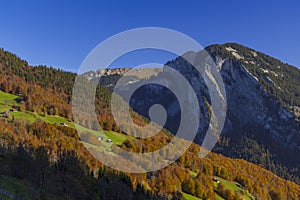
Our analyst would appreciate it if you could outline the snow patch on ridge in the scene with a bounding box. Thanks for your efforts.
[251,51,258,57]
[225,47,244,60]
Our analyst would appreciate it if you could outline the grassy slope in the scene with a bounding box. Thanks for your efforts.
[188,170,198,178]
[104,130,133,145]
[187,171,255,200]
[215,193,224,200]
[0,90,19,112]
[214,177,255,200]
[0,90,132,148]
[182,192,202,200]
[182,191,223,200]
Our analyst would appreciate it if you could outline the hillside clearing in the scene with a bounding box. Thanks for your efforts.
[182,192,202,200]
[214,177,255,200]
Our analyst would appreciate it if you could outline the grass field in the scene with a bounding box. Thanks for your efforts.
[215,193,224,200]
[189,170,198,178]
[214,177,255,200]
[182,192,202,200]
[0,91,19,112]
[11,111,36,123]
[104,130,133,145]
[182,174,255,200]
[0,91,19,105]
[73,123,133,145]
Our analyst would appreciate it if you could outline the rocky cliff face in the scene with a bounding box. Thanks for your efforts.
[164,46,300,154]
[88,43,300,183]
[218,58,299,148]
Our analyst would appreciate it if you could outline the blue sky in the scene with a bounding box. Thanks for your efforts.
[0,0,299,72]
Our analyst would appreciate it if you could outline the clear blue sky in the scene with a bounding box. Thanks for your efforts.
[0,0,299,72]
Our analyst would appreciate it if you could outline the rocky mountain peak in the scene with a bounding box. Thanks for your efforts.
[93,43,300,182]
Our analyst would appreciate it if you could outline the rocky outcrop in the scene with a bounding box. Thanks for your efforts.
[84,68,162,81]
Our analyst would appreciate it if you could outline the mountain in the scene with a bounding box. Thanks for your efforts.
[0,47,300,199]
[207,43,300,182]
[87,43,300,184]
[84,68,162,90]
